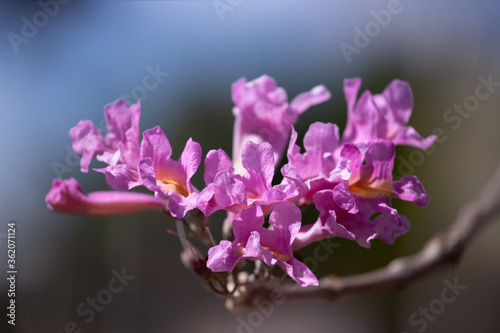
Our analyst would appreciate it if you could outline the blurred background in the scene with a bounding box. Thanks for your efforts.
[1,1,499,332]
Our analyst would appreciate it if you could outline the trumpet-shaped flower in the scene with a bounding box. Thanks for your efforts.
[282,122,351,203]
[313,189,411,248]
[292,190,355,250]
[207,202,318,287]
[341,78,437,149]
[335,139,430,212]
[70,99,142,190]
[232,75,331,169]
[46,178,166,215]
[308,139,430,247]
[196,148,247,216]
[138,126,201,218]
[197,141,298,216]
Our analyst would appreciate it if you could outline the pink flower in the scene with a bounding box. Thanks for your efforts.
[138,126,201,218]
[282,122,351,203]
[197,142,298,216]
[335,139,430,212]
[341,78,437,149]
[293,190,355,250]
[306,139,429,248]
[46,178,166,215]
[196,148,247,216]
[232,75,331,169]
[207,202,318,287]
[313,189,410,248]
[69,120,106,173]
[70,99,142,190]
[294,138,430,249]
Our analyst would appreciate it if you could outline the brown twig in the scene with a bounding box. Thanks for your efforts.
[227,163,500,312]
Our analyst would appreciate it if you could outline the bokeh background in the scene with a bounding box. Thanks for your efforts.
[1,1,500,332]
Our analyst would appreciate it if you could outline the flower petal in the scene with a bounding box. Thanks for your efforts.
[241,141,274,195]
[103,99,141,167]
[69,120,105,172]
[140,126,172,165]
[232,204,264,241]
[393,175,430,206]
[94,164,141,191]
[197,171,247,216]
[204,149,234,184]
[278,259,319,287]
[290,85,331,115]
[180,138,202,182]
[207,240,238,272]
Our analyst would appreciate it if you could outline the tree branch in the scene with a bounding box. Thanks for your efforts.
[228,163,500,311]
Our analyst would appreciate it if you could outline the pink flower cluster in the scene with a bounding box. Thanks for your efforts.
[46,75,436,287]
